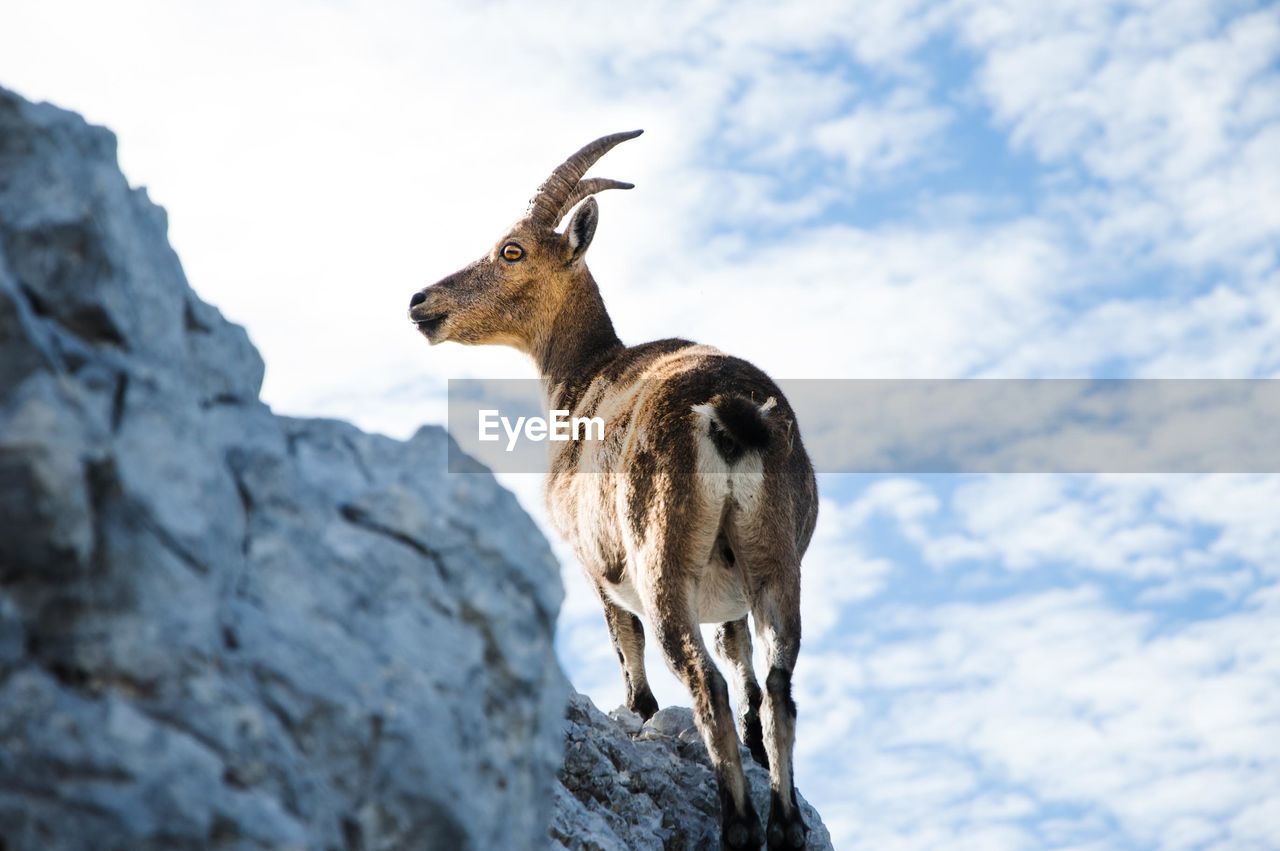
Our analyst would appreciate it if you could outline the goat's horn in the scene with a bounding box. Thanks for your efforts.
[555,178,635,225]
[526,129,643,227]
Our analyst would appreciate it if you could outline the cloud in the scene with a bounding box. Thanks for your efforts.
[782,472,1280,846]
[953,0,1280,275]
[796,582,1280,849]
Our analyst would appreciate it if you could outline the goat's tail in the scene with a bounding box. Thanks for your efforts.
[692,394,778,463]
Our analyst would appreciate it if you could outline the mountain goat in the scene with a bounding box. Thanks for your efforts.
[409,131,817,849]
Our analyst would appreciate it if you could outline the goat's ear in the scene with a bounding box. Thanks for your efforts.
[566,197,599,262]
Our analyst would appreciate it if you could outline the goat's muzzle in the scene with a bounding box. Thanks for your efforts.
[408,289,449,343]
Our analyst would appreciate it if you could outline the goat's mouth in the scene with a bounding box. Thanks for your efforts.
[413,312,448,341]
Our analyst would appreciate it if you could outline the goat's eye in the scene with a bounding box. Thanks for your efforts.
[501,243,524,262]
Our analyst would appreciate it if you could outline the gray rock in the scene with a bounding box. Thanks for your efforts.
[0,86,567,850]
[551,693,834,850]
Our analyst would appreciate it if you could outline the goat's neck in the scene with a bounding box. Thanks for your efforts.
[532,269,622,390]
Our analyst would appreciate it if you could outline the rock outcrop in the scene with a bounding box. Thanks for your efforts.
[0,86,567,850]
[552,693,833,850]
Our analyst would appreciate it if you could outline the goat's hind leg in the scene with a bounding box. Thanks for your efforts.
[644,581,762,848]
[754,573,808,849]
[714,616,768,768]
[594,582,659,720]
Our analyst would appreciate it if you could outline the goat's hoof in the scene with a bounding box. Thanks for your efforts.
[766,809,808,849]
[630,690,659,722]
[722,812,764,849]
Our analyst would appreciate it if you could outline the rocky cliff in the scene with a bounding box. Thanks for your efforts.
[0,85,567,850]
[0,86,832,850]
[552,694,833,850]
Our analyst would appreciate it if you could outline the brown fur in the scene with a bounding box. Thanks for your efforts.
[410,137,818,850]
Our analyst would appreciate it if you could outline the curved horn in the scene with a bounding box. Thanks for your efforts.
[526,129,643,227]
[554,178,635,226]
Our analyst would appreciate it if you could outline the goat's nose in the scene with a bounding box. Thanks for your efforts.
[409,291,426,308]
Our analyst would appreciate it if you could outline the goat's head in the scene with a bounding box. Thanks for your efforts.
[408,130,641,351]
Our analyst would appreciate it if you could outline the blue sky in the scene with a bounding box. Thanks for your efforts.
[4,1,1279,847]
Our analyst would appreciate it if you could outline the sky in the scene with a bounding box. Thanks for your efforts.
[4,1,1279,848]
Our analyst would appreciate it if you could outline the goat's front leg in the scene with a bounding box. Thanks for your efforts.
[647,586,761,849]
[714,616,767,768]
[594,582,659,720]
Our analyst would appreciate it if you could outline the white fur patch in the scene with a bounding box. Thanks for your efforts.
[690,402,717,424]
[685,405,767,623]
[602,573,646,617]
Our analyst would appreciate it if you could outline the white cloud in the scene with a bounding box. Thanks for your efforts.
[954,0,1280,276]
[782,472,1280,846]
[800,496,901,641]
[811,89,951,183]
[797,584,1280,849]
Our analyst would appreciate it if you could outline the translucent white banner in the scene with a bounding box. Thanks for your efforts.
[446,379,1280,474]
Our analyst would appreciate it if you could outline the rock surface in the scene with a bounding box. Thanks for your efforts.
[0,86,567,850]
[552,693,834,850]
